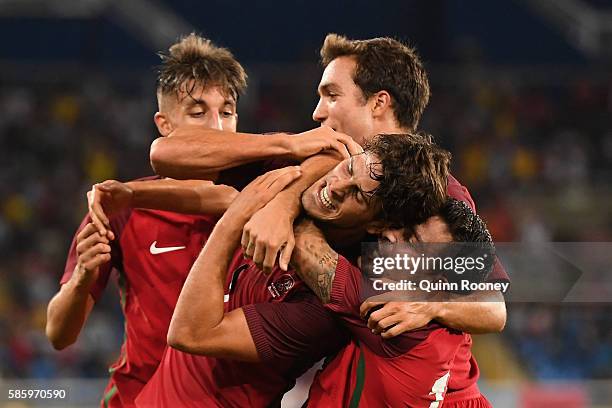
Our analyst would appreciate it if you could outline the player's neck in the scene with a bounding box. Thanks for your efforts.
[372,119,407,136]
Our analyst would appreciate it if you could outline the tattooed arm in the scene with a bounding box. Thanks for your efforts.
[290,218,338,303]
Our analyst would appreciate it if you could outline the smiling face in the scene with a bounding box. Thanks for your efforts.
[312,56,376,146]
[301,152,381,229]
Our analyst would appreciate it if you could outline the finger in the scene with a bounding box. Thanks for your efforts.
[336,134,364,156]
[241,228,250,252]
[359,300,386,319]
[91,187,110,227]
[279,236,295,271]
[330,140,350,159]
[244,237,256,258]
[83,253,112,271]
[252,240,266,268]
[260,166,299,186]
[76,231,109,255]
[76,223,99,242]
[256,166,294,186]
[106,229,115,241]
[367,307,396,331]
[87,188,108,236]
[266,167,301,193]
[262,243,281,274]
[90,192,111,232]
[96,180,116,191]
[80,242,112,264]
[371,315,402,334]
[381,323,407,339]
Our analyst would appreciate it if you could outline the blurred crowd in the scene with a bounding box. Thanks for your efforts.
[0,65,611,381]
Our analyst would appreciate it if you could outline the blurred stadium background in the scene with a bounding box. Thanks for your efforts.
[0,0,611,406]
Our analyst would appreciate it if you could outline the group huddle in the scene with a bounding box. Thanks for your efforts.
[46,33,508,407]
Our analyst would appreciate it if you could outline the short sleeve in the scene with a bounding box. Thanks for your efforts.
[446,174,509,284]
[447,174,476,212]
[326,255,363,314]
[242,292,347,364]
[60,207,131,302]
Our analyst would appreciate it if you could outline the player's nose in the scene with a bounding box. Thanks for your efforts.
[312,98,326,123]
[205,112,223,131]
[327,177,351,201]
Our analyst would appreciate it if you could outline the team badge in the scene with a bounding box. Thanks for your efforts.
[267,274,295,298]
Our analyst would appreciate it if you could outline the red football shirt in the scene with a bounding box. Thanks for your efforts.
[306,174,501,407]
[61,209,218,407]
[60,160,292,407]
[305,256,476,407]
[135,251,348,407]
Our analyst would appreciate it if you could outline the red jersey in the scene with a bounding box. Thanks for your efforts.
[306,256,475,407]
[306,175,500,407]
[61,209,218,407]
[135,250,348,408]
[59,160,292,407]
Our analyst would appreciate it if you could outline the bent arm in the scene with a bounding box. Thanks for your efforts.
[436,290,506,333]
[167,218,259,361]
[167,168,301,360]
[150,127,291,179]
[45,275,95,350]
[290,220,339,304]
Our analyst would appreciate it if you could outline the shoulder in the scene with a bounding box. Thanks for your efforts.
[446,174,476,212]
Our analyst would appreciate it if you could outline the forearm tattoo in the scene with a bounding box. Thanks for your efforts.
[293,235,337,303]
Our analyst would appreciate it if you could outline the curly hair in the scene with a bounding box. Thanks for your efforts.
[320,34,430,131]
[365,133,450,227]
[156,33,247,102]
[438,197,496,288]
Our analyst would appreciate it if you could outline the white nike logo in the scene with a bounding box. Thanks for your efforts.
[149,241,186,255]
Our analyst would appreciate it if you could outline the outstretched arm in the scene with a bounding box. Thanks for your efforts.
[87,179,237,237]
[360,290,506,337]
[290,218,507,334]
[167,167,302,361]
[436,291,506,333]
[150,126,358,179]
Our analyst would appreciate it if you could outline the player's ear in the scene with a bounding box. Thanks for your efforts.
[370,90,392,119]
[154,112,174,137]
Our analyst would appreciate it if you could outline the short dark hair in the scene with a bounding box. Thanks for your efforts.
[156,33,247,102]
[439,198,496,287]
[320,34,430,131]
[365,133,450,228]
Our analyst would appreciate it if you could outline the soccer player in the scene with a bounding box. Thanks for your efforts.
[145,33,508,406]
[45,34,248,407]
[163,137,493,407]
[45,34,355,408]
[148,33,508,333]
[88,136,491,406]
[295,198,496,407]
[132,133,451,407]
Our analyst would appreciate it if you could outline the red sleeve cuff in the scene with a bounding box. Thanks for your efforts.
[327,255,355,312]
[242,304,274,362]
